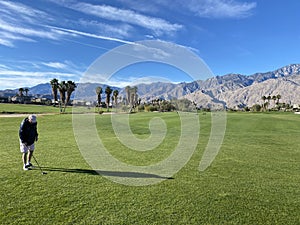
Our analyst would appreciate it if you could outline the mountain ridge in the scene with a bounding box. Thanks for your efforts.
[1,64,300,108]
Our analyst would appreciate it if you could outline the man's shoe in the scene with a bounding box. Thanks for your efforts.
[23,165,29,171]
[25,163,33,168]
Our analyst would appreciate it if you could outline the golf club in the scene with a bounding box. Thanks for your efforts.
[32,155,47,175]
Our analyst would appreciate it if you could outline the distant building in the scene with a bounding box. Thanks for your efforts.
[0,96,9,103]
[72,99,94,106]
[31,96,52,105]
[10,96,32,104]
[293,104,299,111]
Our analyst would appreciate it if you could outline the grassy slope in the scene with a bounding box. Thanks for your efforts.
[1,106,300,224]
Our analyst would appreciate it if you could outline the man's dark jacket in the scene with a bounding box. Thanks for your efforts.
[19,118,38,146]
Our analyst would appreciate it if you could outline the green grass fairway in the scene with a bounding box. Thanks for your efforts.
[0,103,73,114]
[1,105,300,224]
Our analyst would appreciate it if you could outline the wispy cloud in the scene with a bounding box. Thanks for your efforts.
[0,1,60,47]
[0,30,35,43]
[0,1,49,23]
[0,19,58,40]
[78,19,133,38]
[42,62,67,69]
[112,76,174,88]
[80,74,173,88]
[109,0,256,20]
[0,58,84,89]
[0,1,182,48]
[0,36,14,47]
[70,2,182,36]
[0,70,75,77]
[48,26,137,45]
[185,0,257,19]
[0,64,10,70]
[41,60,85,76]
[0,70,78,89]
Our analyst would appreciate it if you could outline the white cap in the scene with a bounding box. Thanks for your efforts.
[28,114,37,123]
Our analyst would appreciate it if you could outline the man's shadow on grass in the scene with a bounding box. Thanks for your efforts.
[40,167,173,179]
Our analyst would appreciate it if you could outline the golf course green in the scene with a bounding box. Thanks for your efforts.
[1,103,300,224]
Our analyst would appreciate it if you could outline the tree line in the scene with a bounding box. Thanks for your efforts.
[49,79,197,114]
[248,94,284,112]
[95,85,139,113]
[49,78,141,113]
[50,78,77,112]
[261,94,281,110]
[17,87,30,97]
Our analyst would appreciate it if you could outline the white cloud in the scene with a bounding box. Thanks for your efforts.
[0,70,76,78]
[71,3,182,36]
[78,19,133,38]
[0,76,47,89]
[186,0,257,18]
[0,1,182,48]
[41,61,85,76]
[48,26,137,45]
[0,64,10,70]
[0,1,61,47]
[42,62,67,69]
[114,0,162,14]
[78,74,173,88]
[0,37,14,47]
[0,19,58,40]
[0,70,79,89]
[0,31,35,43]
[0,1,48,23]
[0,57,87,89]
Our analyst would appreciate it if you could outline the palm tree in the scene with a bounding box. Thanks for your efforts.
[272,95,277,104]
[261,96,266,110]
[132,86,138,102]
[65,81,77,106]
[125,86,131,105]
[24,88,29,96]
[266,95,271,110]
[105,86,113,112]
[129,86,138,113]
[113,89,119,109]
[18,88,24,97]
[50,78,59,104]
[58,81,67,112]
[270,95,277,110]
[95,86,103,112]
[276,94,281,104]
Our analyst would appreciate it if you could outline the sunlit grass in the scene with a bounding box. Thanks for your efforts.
[1,106,300,224]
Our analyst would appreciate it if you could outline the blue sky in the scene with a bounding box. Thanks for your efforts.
[0,0,299,90]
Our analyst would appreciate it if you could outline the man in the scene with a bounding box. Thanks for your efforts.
[19,114,38,171]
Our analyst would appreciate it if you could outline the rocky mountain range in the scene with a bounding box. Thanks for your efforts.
[184,64,300,108]
[1,64,300,109]
[135,63,300,108]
